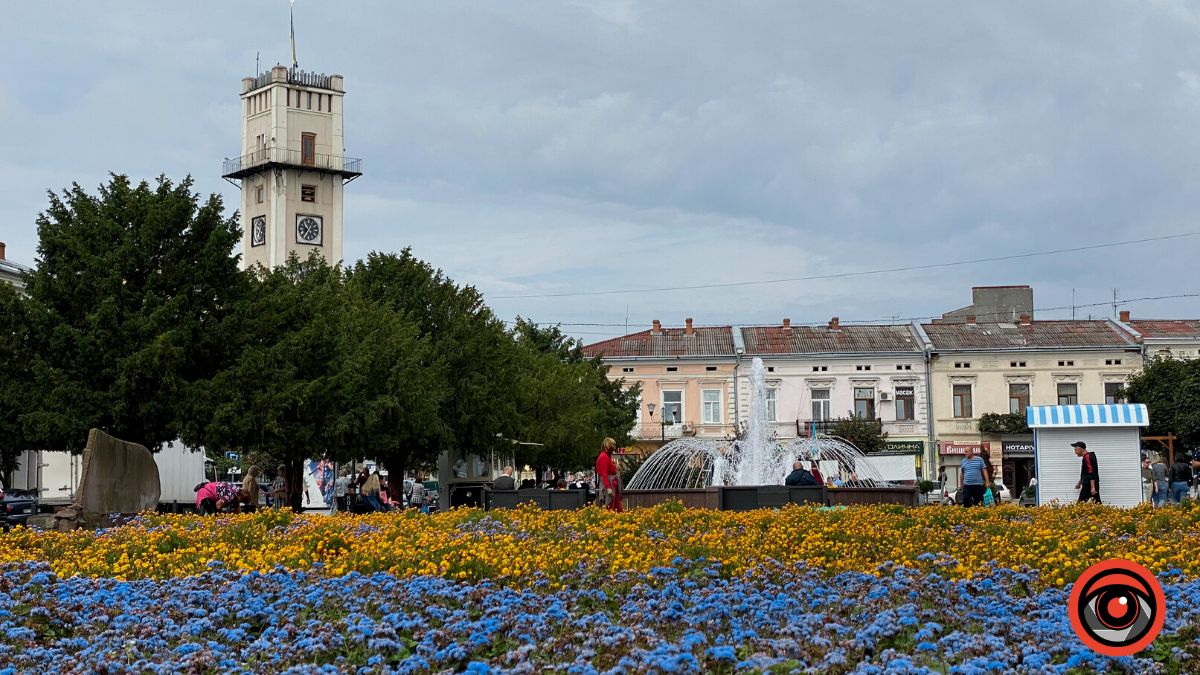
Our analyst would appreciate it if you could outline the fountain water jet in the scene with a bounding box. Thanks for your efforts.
[626,357,893,491]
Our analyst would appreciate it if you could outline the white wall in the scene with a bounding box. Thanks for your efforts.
[1035,428,1143,507]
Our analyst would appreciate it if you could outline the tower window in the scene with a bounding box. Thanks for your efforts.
[256,186,264,204]
[301,185,316,202]
[307,92,312,110]
[301,133,316,166]
[317,94,322,112]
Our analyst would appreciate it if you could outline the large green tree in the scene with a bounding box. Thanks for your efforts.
[1124,356,1200,454]
[20,175,244,451]
[0,283,37,476]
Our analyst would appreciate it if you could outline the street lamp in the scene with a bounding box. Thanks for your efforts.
[646,403,679,442]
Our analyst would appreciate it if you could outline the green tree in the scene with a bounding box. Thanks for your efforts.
[829,415,889,454]
[184,253,345,509]
[1124,356,1200,454]
[0,284,37,477]
[20,174,244,451]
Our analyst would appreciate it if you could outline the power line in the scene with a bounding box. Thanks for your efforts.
[490,231,1200,299]
[513,291,1200,336]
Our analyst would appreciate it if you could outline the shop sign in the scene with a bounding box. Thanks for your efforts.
[939,441,991,455]
[1002,441,1035,457]
[884,440,924,453]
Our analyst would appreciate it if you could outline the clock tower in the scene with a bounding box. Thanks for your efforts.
[222,65,362,270]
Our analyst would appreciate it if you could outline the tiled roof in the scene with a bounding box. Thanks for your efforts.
[1128,320,1200,339]
[740,324,922,354]
[921,320,1137,351]
[582,327,734,358]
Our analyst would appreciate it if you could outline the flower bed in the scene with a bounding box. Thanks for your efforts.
[0,560,1196,673]
[0,503,1197,586]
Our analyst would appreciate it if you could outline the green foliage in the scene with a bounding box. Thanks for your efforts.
[829,415,888,453]
[17,175,244,451]
[0,283,36,474]
[977,412,1030,435]
[917,479,935,495]
[1124,356,1200,454]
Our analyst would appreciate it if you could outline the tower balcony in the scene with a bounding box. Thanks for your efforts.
[222,147,363,181]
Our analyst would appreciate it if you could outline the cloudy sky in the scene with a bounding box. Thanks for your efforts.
[3,1,1199,341]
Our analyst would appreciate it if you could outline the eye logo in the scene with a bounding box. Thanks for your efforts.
[1069,559,1165,656]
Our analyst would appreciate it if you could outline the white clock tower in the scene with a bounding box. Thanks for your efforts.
[223,65,361,269]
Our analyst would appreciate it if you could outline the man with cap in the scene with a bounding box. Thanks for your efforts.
[1072,441,1101,503]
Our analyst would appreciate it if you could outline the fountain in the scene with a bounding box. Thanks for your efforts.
[624,358,915,508]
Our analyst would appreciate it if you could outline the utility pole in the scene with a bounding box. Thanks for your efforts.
[1071,288,1076,320]
[1112,288,1118,318]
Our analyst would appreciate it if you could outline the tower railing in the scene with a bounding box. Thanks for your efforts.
[246,68,335,91]
[222,147,363,178]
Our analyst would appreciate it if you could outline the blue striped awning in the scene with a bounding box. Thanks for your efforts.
[1025,404,1149,428]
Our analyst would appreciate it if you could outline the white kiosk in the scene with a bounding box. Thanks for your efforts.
[1026,404,1148,507]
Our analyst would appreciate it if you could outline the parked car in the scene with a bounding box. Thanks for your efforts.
[1,487,39,530]
[944,484,1012,505]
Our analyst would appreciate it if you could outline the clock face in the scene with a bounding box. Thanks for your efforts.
[250,216,266,247]
[296,215,323,245]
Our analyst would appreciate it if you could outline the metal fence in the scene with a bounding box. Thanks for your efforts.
[222,147,362,177]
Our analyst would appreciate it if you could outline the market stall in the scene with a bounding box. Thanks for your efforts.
[1026,404,1148,507]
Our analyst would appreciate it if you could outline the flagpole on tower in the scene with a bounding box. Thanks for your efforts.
[289,0,299,68]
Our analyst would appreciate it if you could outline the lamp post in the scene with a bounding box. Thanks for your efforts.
[646,403,679,442]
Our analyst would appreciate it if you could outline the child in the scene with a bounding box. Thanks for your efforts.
[271,465,288,510]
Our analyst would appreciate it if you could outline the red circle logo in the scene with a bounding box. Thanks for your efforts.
[1069,559,1165,656]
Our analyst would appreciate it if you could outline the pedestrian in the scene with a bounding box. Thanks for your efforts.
[271,465,288,510]
[408,474,427,512]
[1169,455,1193,504]
[785,460,817,486]
[241,466,261,513]
[1072,441,1101,503]
[1141,455,1154,504]
[1151,454,1169,507]
[595,437,623,512]
[958,447,987,507]
[1192,459,1200,500]
[361,470,386,512]
[979,448,998,504]
[809,463,824,486]
[334,471,351,512]
[492,465,516,491]
[937,466,947,492]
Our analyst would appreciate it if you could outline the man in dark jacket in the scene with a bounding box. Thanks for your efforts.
[492,466,516,491]
[1072,441,1101,503]
[785,461,818,486]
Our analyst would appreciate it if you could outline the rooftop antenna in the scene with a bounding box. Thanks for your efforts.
[289,0,299,68]
[1112,288,1118,318]
[255,51,260,76]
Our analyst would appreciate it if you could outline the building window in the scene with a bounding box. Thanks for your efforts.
[954,362,971,369]
[895,386,915,421]
[621,367,634,373]
[854,387,876,420]
[1058,360,1075,367]
[256,185,264,204]
[662,391,682,425]
[856,365,871,371]
[896,364,912,371]
[1008,383,1030,415]
[1057,383,1078,405]
[765,389,778,422]
[705,366,717,372]
[666,366,678,372]
[767,366,775,373]
[1105,382,1124,404]
[811,389,831,421]
[702,390,722,424]
[1105,359,1123,366]
[1010,361,1027,368]
[301,185,316,202]
[301,133,316,166]
[953,384,973,418]
[811,366,828,372]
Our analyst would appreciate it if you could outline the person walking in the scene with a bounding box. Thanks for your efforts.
[959,447,987,507]
[1169,455,1193,504]
[809,463,824,486]
[492,466,516,491]
[408,475,428,513]
[595,437,623,512]
[271,465,288,510]
[1073,441,1101,503]
[361,470,386,512]
[1141,456,1155,504]
[1151,454,1169,507]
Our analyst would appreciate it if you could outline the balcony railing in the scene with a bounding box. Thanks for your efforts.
[794,419,884,436]
[222,147,363,180]
[632,421,699,441]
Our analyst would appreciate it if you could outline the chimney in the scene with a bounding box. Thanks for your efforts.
[828,316,840,331]
[1119,310,1130,323]
[685,318,694,335]
[0,242,5,261]
[965,315,977,326]
[1018,314,1031,326]
[651,319,662,335]
[782,318,792,330]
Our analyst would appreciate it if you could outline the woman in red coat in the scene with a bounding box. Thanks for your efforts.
[595,437,623,512]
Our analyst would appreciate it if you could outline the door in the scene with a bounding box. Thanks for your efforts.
[301,133,316,166]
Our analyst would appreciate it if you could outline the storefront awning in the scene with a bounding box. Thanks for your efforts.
[1025,404,1148,428]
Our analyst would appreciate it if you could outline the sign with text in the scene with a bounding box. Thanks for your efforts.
[1002,441,1035,457]
[938,441,991,455]
[884,440,924,453]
